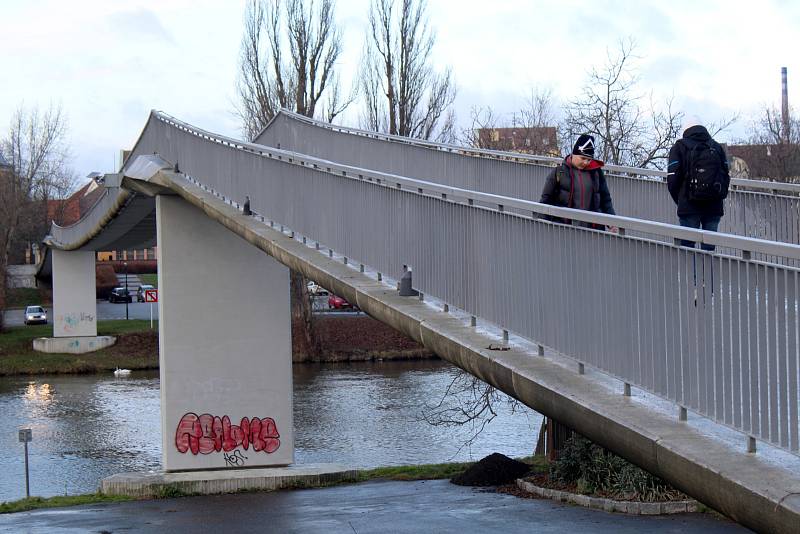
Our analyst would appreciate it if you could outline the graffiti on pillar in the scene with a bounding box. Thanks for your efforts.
[58,312,95,334]
[224,450,249,467]
[175,413,280,460]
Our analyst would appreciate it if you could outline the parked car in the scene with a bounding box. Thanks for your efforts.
[24,305,47,325]
[328,294,352,309]
[137,284,155,302]
[109,287,132,303]
[307,281,329,296]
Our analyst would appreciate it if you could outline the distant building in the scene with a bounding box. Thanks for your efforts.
[476,127,560,156]
[726,143,800,182]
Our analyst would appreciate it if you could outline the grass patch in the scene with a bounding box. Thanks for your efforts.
[0,493,132,514]
[0,457,547,513]
[0,320,158,376]
[154,484,190,499]
[138,274,158,287]
[357,461,474,482]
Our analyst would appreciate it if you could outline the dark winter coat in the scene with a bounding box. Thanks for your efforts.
[539,156,616,216]
[667,125,730,217]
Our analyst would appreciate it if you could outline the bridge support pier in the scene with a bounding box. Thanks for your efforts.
[156,195,293,471]
[51,249,98,337]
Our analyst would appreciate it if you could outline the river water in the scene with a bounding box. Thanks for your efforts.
[0,360,540,502]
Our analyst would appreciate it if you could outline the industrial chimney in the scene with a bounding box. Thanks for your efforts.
[782,67,789,143]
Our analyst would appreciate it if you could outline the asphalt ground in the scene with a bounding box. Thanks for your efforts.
[0,479,748,534]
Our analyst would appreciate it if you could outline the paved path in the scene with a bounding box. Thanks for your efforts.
[0,480,748,533]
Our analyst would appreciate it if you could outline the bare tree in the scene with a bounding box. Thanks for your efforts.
[563,39,682,169]
[236,0,353,357]
[235,0,352,141]
[421,369,527,454]
[460,106,500,149]
[360,0,456,142]
[737,105,800,181]
[461,88,560,155]
[509,87,560,155]
[0,104,75,330]
[749,105,800,145]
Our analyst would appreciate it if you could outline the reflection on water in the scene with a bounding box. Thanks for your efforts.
[0,361,539,501]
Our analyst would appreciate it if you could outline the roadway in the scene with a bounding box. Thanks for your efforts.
[3,297,358,327]
[0,479,746,534]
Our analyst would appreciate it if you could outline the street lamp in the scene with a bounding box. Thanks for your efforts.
[124,261,129,320]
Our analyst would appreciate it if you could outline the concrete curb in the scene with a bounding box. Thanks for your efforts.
[515,478,700,515]
[33,335,116,354]
[100,464,359,498]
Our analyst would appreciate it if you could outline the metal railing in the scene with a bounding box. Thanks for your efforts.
[257,110,800,250]
[93,110,800,456]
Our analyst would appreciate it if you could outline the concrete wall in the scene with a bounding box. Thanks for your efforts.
[156,195,293,471]
[6,265,38,288]
[52,249,97,337]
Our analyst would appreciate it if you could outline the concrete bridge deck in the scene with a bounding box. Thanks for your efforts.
[117,163,800,534]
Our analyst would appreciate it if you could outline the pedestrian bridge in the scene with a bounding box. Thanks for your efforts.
[44,110,800,533]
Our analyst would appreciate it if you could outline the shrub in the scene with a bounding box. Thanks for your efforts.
[95,264,118,299]
[105,260,157,274]
[549,435,683,501]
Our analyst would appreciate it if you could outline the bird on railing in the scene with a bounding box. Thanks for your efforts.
[243,195,252,216]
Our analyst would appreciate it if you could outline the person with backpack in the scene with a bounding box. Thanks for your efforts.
[667,117,730,250]
[539,134,616,229]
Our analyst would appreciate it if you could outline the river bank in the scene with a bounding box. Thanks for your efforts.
[0,315,435,375]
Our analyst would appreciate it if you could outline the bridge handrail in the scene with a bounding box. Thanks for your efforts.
[265,108,800,195]
[150,110,800,262]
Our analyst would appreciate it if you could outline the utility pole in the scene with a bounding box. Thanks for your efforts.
[124,261,129,320]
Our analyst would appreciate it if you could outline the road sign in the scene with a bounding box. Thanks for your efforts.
[144,289,158,303]
[18,429,32,443]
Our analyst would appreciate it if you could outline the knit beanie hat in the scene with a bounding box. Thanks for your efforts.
[572,134,595,158]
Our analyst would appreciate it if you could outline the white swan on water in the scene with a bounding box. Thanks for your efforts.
[114,368,132,377]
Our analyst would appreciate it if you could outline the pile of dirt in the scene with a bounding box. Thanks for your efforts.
[451,453,531,487]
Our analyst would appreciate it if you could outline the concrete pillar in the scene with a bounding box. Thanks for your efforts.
[52,249,97,337]
[156,195,293,471]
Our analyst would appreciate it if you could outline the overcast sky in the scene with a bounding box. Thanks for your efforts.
[1,0,798,181]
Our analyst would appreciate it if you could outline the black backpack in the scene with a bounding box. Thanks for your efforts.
[684,139,729,201]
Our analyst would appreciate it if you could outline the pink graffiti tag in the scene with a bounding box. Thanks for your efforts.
[175,413,280,455]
